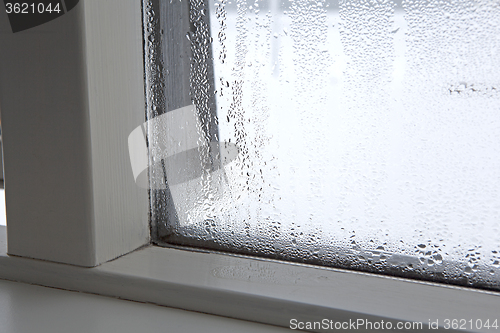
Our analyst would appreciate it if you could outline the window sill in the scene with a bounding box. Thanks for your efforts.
[0,226,498,332]
[0,279,289,333]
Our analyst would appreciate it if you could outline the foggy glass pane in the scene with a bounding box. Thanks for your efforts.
[146,0,500,290]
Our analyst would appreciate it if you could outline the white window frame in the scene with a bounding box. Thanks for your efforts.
[0,1,498,332]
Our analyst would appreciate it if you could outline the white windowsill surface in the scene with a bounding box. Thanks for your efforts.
[0,279,288,333]
[1,225,499,332]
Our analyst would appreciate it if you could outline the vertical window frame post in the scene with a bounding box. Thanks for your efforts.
[0,0,149,267]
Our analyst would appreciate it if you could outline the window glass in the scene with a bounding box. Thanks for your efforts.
[145,0,500,290]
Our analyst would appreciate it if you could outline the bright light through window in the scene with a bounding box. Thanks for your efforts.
[145,0,500,290]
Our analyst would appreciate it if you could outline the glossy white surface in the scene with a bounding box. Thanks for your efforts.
[1,226,500,332]
[0,279,288,333]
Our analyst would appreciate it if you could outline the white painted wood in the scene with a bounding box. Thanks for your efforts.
[0,2,95,266]
[0,279,289,333]
[0,2,498,331]
[0,227,498,333]
[0,0,148,266]
[82,0,149,265]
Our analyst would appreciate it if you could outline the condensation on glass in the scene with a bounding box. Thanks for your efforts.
[143,0,500,290]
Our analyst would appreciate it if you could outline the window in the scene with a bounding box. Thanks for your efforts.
[145,0,500,292]
[0,1,499,331]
